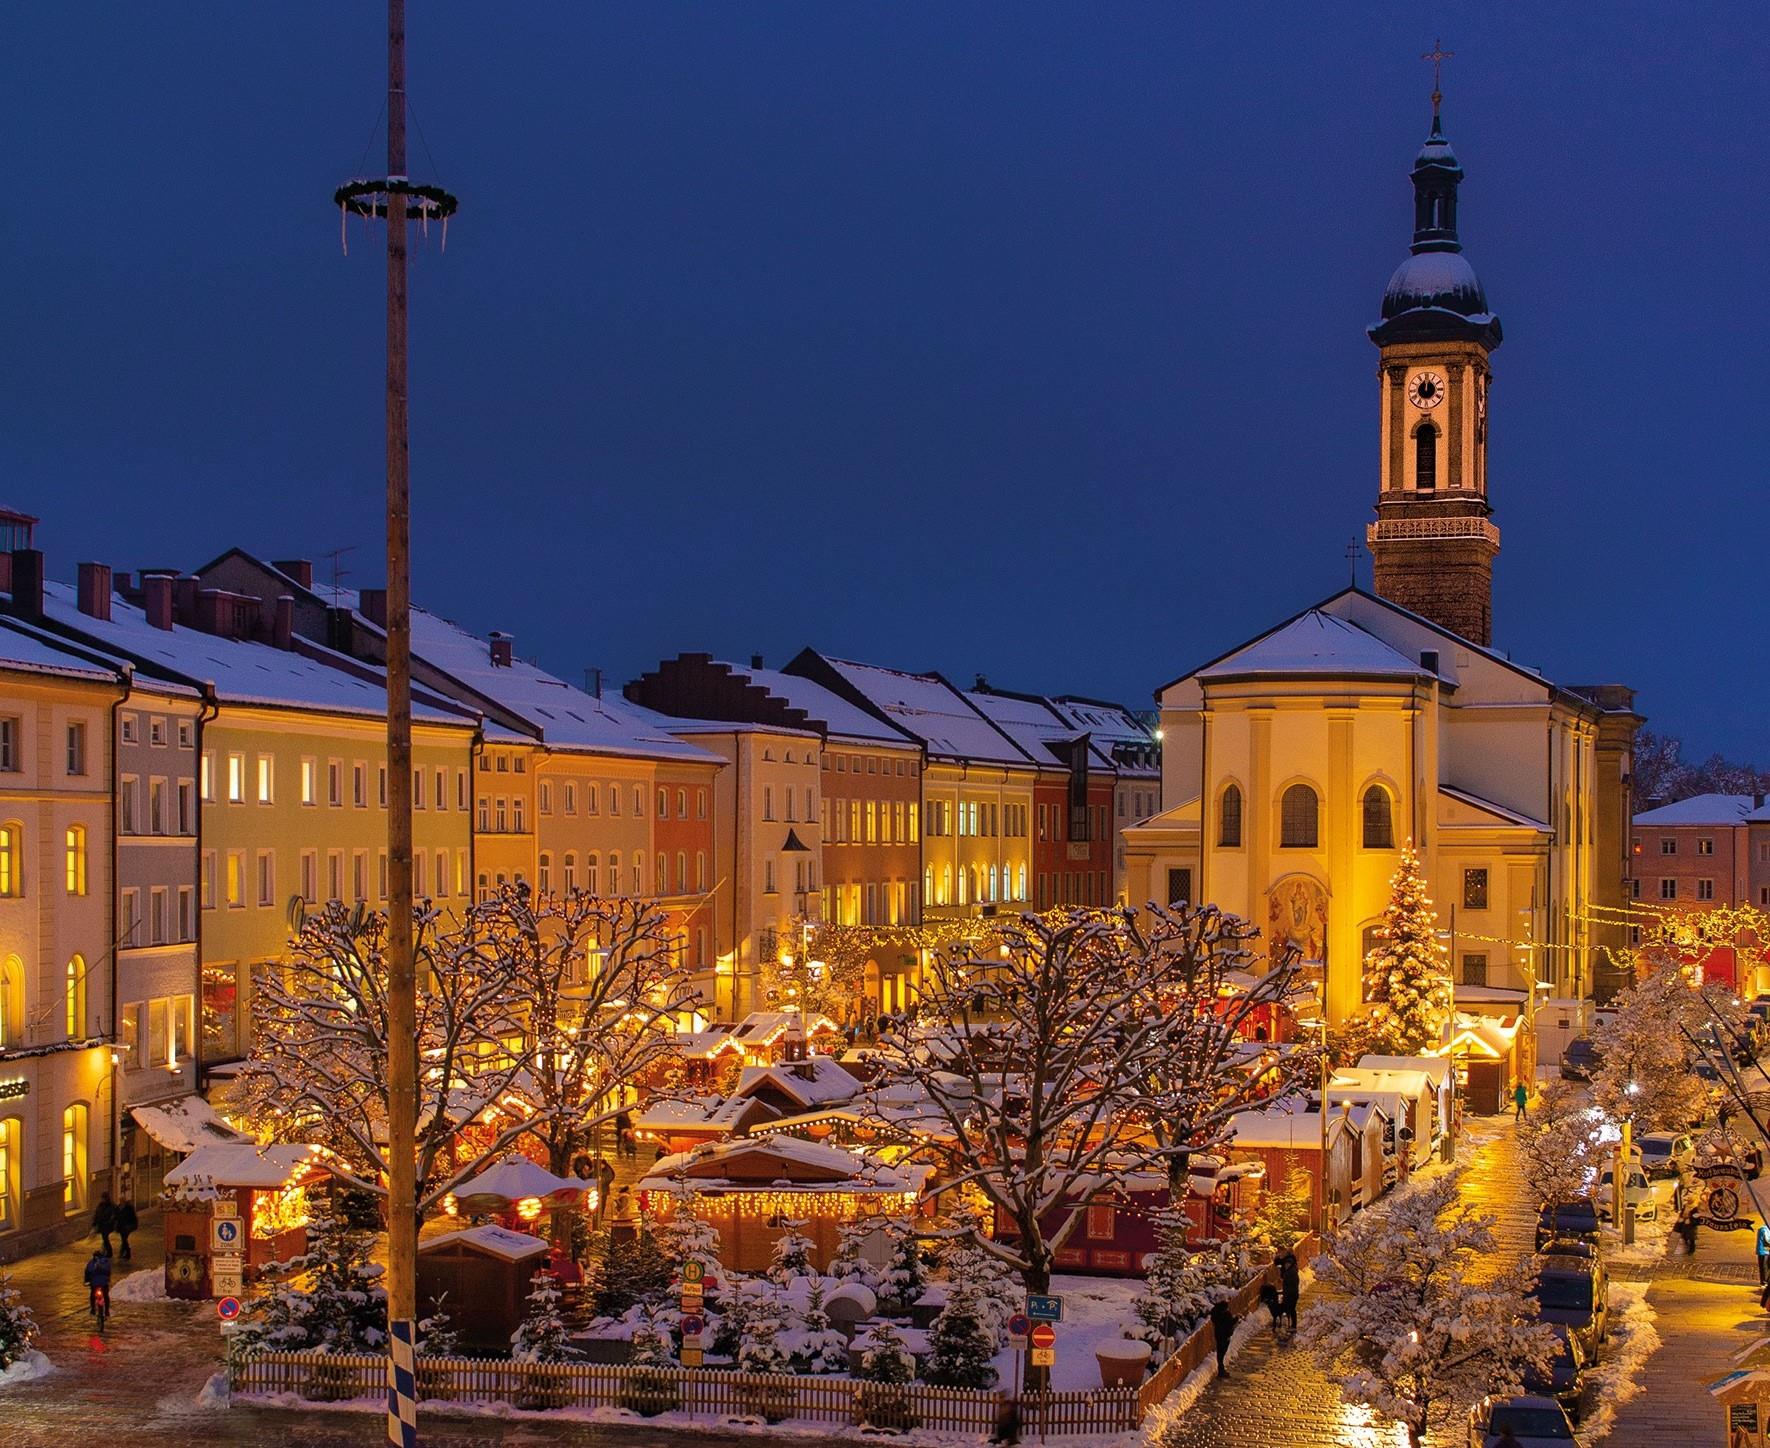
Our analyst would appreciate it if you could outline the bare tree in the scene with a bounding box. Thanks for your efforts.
[493,885,696,1177]
[865,904,1306,1296]
[237,899,537,1217]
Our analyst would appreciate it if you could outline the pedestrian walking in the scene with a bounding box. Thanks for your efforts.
[1258,1281,1281,1329]
[115,1198,138,1261]
[83,1247,112,1315]
[1513,1080,1529,1122]
[593,1155,616,1225]
[90,1190,118,1257]
[614,1109,637,1161]
[1209,1295,1237,1377]
[1277,1250,1301,1333]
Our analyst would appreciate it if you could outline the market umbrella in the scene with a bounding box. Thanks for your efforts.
[451,1154,590,1214]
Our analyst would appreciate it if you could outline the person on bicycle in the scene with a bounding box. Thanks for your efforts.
[84,1247,112,1317]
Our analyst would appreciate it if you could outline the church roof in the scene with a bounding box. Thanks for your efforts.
[1193,610,1436,684]
[1439,783,1550,832]
[1634,793,1760,827]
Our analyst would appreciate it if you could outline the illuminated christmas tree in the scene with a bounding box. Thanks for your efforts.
[1367,842,1451,1054]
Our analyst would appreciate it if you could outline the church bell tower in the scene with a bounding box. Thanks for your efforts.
[1367,89,1502,645]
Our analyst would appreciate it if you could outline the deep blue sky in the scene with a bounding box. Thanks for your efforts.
[4,5,1765,757]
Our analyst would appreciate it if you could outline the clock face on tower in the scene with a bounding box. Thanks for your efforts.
[1407,371,1446,410]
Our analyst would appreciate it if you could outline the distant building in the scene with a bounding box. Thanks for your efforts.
[1629,792,1770,992]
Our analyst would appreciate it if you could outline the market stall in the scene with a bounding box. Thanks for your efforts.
[160,1142,326,1299]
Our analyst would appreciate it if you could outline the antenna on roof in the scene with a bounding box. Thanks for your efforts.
[321,545,358,604]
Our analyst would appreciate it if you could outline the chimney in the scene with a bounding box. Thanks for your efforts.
[273,559,314,590]
[1420,649,1440,675]
[1756,792,1766,811]
[584,667,603,699]
[751,653,764,670]
[358,587,387,627]
[974,673,989,691]
[173,575,199,624]
[143,574,174,631]
[273,595,295,650]
[77,562,113,621]
[8,549,44,619]
[490,631,513,667]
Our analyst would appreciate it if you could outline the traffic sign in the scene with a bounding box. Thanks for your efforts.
[680,1313,705,1340]
[213,1268,244,1298]
[1029,1322,1056,1350]
[682,1260,704,1284]
[680,1344,704,1367]
[216,1296,242,1321]
[1007,1312,1031,1338]
[212,1200,238,1218]
[1031,1347,1055,1367]
[1027,1294,1064,1323]
[211,1217,244,1252]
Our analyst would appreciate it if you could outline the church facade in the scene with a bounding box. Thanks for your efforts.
[1122,100,1639,1022]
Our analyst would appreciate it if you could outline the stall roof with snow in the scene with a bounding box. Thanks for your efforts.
[130,1096,250,1155]
[163,1143,326,1192]
[641,1134,932,1197]
[418,1225,551,1262]
[733,1056,862,1112]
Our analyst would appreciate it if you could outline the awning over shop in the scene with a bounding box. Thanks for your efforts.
[130,1095,250,1154]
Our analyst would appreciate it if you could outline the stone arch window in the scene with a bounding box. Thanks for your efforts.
[1279,784,1319,849]
[1218,783,1243,848]
[1415,421,1438,490]
[1361,785,1396,850]
[0,955,21,1048]
[66,954,86,1040]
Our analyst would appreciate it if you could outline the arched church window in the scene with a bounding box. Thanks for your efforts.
[1361,786,1395,849]
[1415,422,1438,490]
[1218,784,1242,848]
[1279,785,1318,849]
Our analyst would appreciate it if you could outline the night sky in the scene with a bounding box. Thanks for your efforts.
[4,5,1764,756]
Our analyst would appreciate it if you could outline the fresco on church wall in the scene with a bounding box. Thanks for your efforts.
[1268,874,1329,990]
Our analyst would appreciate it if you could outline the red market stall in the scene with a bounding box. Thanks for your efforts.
[160,1143,326,1299]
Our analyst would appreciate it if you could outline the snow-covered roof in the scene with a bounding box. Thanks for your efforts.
[400,607,721,766]
[1227,1107,1349,1150]
[1196,611,1435,682]
[813,656,1031,766]
[673,1028,748,1061]
[1334,1066,1432,1100]
[163,1143,324,1189]
[642,1133,929,1195]
[418,1225,551,1262]
[1323,1086,1406,1121]
[964,689,1113,772]
[0,618,119,683]
[730,1010,842,1046]
[635,1095,772,1132]
[734,1056,862,1109]
[722,663,917,747]
[36,583,469,722]
[1439,783,1551,831]
[1635,793,1759,827]
[129,1096,250,1154]
[1355,1055,1453,1089]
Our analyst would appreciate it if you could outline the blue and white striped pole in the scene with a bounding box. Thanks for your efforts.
[387,1317,418,1447]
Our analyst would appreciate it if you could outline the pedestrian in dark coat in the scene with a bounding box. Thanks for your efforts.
[1277,1250,1301,1332]
[1209,1297,1237,1377]
[90,1191,118,1257]
[115,1199,139,1261]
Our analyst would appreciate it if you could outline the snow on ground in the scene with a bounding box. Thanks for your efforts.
[0,1350,54,1387]
[988,1272,1144,1392]
[112,1268,177,1304]
[1578,1280,1659,1442]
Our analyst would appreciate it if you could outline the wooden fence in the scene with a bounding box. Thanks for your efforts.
[233,1352,1140,1436]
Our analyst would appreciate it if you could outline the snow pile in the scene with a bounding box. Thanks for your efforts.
[111,1269,176,1304]
[1578,1280,1659,1442]
[194,1370,231,1410]
[0,1350,52,1387]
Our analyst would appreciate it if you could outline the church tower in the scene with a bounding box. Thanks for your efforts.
[1367,93,1502,645]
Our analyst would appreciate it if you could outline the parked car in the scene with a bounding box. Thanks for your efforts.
[1594,1164,1658,1222]
[1538,1239,1608,1303]
[1560,1038,1603,1081]
[1529,1268,1609,1358]
[1522,1324,1590,1424]
[1469,1392,1584,1446]
[1638,1131,1695,1180]
[1536,1200,1602,1250]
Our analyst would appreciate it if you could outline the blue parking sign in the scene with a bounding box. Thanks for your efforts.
[1026,1294,1063,1322]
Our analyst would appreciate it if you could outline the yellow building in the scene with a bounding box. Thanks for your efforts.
[0,610,118,1258]
[1124,100,1635,1021]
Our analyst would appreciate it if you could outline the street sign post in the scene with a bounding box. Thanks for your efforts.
[217,1296,242,1321]
[213,1264,244,1298]
[212,1200,238,1218]
[1026,1294,1064,1323]
[1029,1323,1056,1350]
[211,1217,244,1253]
[1007,1311,1030,1350]
[682,1260,704,1284]
[1031,1346,1055,1367]
[680,1313,705,1342]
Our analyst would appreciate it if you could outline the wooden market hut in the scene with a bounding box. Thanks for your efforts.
[160,1143,326,1299]
[416,1225,550,1354]
[632,1094,778,1157]
[637,1134,932,1273]
[1225,1106,1356,1229]
[731,1055,864,1117]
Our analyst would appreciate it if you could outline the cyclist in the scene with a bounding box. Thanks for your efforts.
[83,1247,113,1321]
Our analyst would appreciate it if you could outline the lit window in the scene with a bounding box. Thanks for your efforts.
[301,758,317,805]
[1280,784,1319,848]
[64,825,87,895]
[256,756,273,804]
[63,1104,88,1212]
[226,753,245,803]
[0,824,20,897]
[65,955,86,1039]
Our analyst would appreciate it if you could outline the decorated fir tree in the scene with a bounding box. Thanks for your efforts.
[0,1272,41,1369]
[924,1280,999,1390]
[766,1219,814,1285]
[875,1217,927,1311]
[1130,1210,1213,1349]
[1366,842,1452,1053]
[511,1271,574,1364]
[1247,1153,1315,1254]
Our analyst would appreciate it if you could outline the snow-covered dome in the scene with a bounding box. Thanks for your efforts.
[1380,249,1489,322]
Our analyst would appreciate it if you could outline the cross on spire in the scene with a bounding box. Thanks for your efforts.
[1346,538,1363,587]
[1422,39,1454,118]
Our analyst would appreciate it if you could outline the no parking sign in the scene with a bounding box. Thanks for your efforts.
[217,1296,242,1321]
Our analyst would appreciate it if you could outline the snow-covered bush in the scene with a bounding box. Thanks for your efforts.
[657,1190,723,1290]
[620,1309,680,1416]
[766,1219,814,1285]
[736,1291,789,1374]
[858,1320,915,1384]
[417,1294,460,1358]
[224,1202,387,1366]
[874,1217,927,1312]
[828,1217,884,1292]
[511,1271,575,1364]
[783,1282,848,1374]
[0,1273,41,1369]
